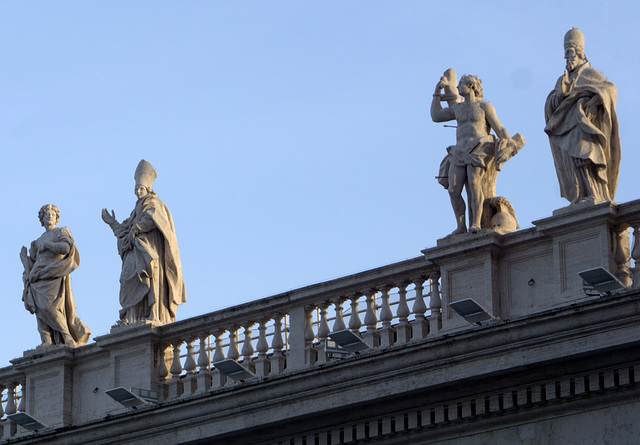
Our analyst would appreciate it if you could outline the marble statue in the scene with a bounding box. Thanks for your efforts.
[102,160,186,325]
[544,28,621,206]
[20,204,91,347]
[431,69,525,235]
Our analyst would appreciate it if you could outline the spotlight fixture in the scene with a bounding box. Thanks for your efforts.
[7,412,47,432]
[327,329,370,354]
[449,298,493,326]
[579,267,625,295]
[105,387,158,409]
[212,359,255,382]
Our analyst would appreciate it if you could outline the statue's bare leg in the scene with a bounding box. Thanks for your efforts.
[467,165,484,232]
[448,164,467,235]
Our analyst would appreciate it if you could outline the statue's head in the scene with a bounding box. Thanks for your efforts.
[38,204,60,228]
[134,160,157,199]
[458,75,484,99]
[564,28,586,70]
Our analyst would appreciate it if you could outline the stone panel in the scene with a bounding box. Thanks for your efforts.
[559,231,601,294]
[74,362,112,424]
[503,247,554,317]
[28,370,60,423]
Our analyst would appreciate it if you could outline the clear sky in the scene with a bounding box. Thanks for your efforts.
[1,1,638,365]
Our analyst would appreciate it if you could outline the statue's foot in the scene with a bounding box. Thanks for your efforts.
[37,341,53,349]
[448,227,467,237]
[469,224,481,233]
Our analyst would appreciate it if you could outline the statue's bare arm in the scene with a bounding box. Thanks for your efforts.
[482,102,510,140]
[431,78,456,123]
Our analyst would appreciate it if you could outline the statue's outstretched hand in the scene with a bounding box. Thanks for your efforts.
[101,209,117,226]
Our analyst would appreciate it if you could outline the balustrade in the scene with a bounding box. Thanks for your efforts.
[630,221,640,289]
[150,256,437,402]
[0,376,24,441]
[611,202,640,290]
[8,199,640,439]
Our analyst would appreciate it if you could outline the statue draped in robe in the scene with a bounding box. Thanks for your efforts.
[544,28,621,205]
[21,204,91,347]
[102,160,186,325]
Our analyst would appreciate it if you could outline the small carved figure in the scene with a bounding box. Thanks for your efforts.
[102,160,186,325]
[431,69,525,235]
[544,28,621,205]
[20,205,91,347]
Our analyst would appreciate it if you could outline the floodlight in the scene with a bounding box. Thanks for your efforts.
[7,412,47,431]
[327,330,370,354]
[212,359,255,382]
[579,267,625,294]
[106,387,157,409]
[449,299,493,325]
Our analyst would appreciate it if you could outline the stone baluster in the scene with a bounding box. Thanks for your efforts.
[333,298,346,331]
[316,303,331,363]
[378,286,395,347]
[195,333,212,393]
[428,272,442,336]
[5,383,17,416]
[227,328,240,361]
[241,323,256,372]
[168,340,184,399]
[255,319,270,377]
[157,343,170,401]
[304,308,317,366]
[211,331,227,388]
[348,295,362,333]
[0,385,5,418]
[270,315,286,374]
[411,278,429,339]
[226,328,240,386]
[396,282,412,344]
[631,222,640,289]
[17,381,25,413]
[363,289,380,348]
[0,384,5,439]
[614,225,632,287]
[182,337,198,395]
[2,383,17,439]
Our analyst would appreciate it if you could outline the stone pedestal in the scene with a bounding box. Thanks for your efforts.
[533,201,621,305]
[95,322,163,405]
[426,233,502,333]
[422,202,627,332]
[11,347,75,428]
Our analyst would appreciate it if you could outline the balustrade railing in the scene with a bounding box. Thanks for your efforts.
[155,256,438,401]
[153,200,640,403]
[0,369,24,441]
[613,201,640,290]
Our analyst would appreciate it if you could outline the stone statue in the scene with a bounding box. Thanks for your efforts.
[102,160,186,325]
[20,204,91,347]
[431,69,525,236]
[544,28,621,206]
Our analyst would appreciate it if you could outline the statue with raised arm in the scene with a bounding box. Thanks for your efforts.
[102,160,186,325]
[544,28,621,206]
[431,69,525,236]
[20,205,91,347]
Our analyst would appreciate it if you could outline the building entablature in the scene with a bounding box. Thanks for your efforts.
[2,199,640,444]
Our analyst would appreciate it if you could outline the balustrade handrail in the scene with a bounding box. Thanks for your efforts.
[0,367,24,384]
[157,255,434,342]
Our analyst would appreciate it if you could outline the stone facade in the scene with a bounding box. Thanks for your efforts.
[2,200,640,444]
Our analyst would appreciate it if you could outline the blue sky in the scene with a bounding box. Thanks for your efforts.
[1,1,639,365]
